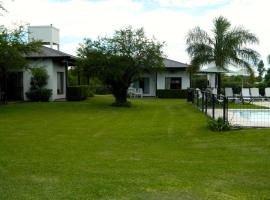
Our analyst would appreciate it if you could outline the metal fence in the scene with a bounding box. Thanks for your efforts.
[0,91,6,105]
[191,89,270,128]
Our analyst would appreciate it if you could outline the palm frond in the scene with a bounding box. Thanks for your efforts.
[236,48,260,64]
[186,27,213,46]
[230,27,259,46]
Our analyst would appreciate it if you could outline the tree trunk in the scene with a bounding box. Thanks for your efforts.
[112,86,130,107]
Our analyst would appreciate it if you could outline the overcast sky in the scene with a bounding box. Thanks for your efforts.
[2,0,270,67]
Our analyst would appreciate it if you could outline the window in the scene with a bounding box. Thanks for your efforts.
[57,72,64,94]
[165,77,182,89]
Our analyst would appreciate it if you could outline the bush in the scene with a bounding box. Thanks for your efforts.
[191,75,208,90]
[208,117,231,132]
[156,89,187,98]
[26,67,52,102]
[30,68,49,88]
[67,85,93,101]
[256,82,266,96]
[26,89,52,102]
[94,85,111,95]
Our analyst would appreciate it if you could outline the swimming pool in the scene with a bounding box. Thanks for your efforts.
[230,109,270,127]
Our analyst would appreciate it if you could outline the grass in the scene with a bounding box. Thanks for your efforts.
[0,95,270,199]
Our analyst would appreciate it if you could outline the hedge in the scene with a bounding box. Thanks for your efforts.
[67,85,93,101]
[26,88,52,102]
[156,89,187,99]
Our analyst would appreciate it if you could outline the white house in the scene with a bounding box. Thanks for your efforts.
[132,58,190,97]
[4,25,75,101]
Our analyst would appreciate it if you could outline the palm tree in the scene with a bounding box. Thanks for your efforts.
[186,16,260,93]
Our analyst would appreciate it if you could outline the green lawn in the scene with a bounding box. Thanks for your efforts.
[0,96,270,200]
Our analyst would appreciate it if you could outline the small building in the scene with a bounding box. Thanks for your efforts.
[132,58,190,97]
[5,25,75,101]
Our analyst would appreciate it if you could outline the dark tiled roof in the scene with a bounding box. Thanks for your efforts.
[164,58,188,68]
[25,46,76,60]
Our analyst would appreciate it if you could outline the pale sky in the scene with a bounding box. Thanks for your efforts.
[1,0,270,67]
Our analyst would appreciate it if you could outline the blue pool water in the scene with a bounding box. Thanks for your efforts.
[232,110,270,122]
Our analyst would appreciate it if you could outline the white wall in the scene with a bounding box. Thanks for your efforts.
[52,62,66,100]
[207,74,216,88]
[23,59,66,101]
[157,70,190,90]
[141,73,156,96]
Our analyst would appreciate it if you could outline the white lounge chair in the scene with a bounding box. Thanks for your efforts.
[127,87,136,98]
[195,88,202,99]
[265,87,270,97]
[250,88,261,97]
[224,87,240,102]
[134,88,143,98]
[241,88,252,103]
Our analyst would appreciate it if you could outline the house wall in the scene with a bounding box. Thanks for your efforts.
[23,59,66,101]
[157,70,190,90]
[207,74,216,88]
[141,73,156,97]
[52,62,66,100]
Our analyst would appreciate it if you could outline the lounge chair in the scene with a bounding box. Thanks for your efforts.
[224,87,240,102]
[241,88,253,103]
[250,88,262,98]
[265,87,270,98]
[134,88,143,98]
[127,87,136,98]
[195,88,202,99]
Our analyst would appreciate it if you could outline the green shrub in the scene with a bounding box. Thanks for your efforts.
[256,82,266,96]
[67,85,93,101]
[191,75,208,90]
[26,89,52,102]
[94,85,111,95]
[26,68,52,102]
[156,89,187,98]
[208,117,231,132]
[80,85,94,97]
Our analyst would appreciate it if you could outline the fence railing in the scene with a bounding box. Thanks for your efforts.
[0,91,6,105]
[190,89,270,128]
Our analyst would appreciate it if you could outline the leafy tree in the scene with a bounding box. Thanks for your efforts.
[0,25,42,103]
[26,67,52,102]
[256,60,265,82]
[186,16,260,93]
[77,26,165,106]
[264,68,270,86]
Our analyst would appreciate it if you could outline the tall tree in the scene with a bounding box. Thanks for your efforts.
[0,25,42,103]
[77,26,165,106]
[257,60,265,82]
[186,16,259,93]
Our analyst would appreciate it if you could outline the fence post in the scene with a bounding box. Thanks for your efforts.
[196,91,199,108]
[223,96,228,122]
[205,92,208,114]
[201,92,204,112]
[212,94,215,119]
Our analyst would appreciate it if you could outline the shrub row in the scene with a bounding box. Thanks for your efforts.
[156,89,187,99]
[26,89,52,102]
[67,85,94,101]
